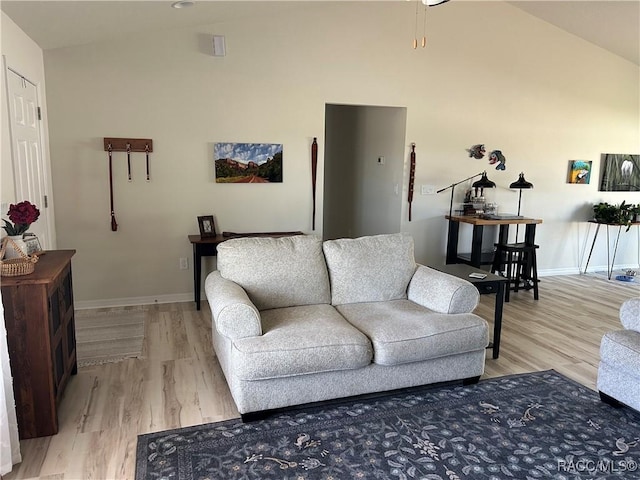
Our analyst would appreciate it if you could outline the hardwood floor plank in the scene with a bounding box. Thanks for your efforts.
[82,428,119,480]
[160,360,182,430]
[140,378,164,435]
[173,358,205,428]
[4,273,638,479]
[5,436,50,479]
[37,429,74,477]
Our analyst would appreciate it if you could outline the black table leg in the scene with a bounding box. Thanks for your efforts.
[470,225,484,267]
[583,223,600,274]
[193,244,201,310]
[493,280,505,359]
[498,224,509,244]
[524,223,536,246]
[446,220,460,264]
[491,225,510,274]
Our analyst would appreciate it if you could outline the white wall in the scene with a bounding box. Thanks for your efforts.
[1,11,56,249]
[323,104,358,240]
[38,1,639,305]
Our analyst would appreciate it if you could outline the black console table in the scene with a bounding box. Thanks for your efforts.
[429,263,507,359]
[188,232,302,310]
[188,234,225,310]
[581,220,640,279]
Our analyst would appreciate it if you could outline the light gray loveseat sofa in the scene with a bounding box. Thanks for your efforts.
[205,233,489,420]
[597,296,640,411]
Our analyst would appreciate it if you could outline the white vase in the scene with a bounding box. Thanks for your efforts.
[3,235,27,259]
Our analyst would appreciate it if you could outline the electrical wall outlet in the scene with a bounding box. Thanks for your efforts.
[421,184,436,195]
[377,156,385,165]
[179,257,188,270]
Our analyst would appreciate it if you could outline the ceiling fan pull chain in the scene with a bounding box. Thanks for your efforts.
[413,1,419,49]
[422,3,427,47]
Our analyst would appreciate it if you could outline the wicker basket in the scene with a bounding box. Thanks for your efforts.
[1,237,38,277]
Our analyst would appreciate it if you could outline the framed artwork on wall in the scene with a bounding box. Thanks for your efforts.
[567,160,592,184]
[214,142,283,183]
[600,153,640,191]
[197,215,216,237]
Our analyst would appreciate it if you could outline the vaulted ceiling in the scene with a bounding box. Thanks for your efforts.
[508,1,638,66]
[2,1,638,66]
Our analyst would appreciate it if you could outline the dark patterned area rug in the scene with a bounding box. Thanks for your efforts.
[135,371,640,479]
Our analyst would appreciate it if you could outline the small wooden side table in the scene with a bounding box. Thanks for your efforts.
[188,234,226,311]
[429,263,507,359]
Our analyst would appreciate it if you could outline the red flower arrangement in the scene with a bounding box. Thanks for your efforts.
[2,201,40,236]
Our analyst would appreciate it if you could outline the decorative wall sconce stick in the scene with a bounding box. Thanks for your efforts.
[408,143,416,221]
[145,144,151,181]
[126,143,132,182]
[107,143,118,231]
[103,137,153,231]
[311,137,318,230]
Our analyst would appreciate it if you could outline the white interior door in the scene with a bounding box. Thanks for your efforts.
[6,68,51,248]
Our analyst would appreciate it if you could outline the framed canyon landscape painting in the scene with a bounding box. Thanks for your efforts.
[214,142,283,183]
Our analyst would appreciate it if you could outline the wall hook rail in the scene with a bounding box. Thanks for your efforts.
[103,137,153,231]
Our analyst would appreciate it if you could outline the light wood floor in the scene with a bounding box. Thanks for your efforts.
[5,273,639,480]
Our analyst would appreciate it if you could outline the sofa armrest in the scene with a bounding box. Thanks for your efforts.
[407,265,479,314]
[205,271,262,339]
[620,297,640,332]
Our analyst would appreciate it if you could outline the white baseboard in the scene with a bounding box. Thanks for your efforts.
[538,267,580,276]
[75,293,195,310]
[539,263,639,277]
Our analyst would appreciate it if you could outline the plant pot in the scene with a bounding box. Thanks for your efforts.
[3,235,28,259]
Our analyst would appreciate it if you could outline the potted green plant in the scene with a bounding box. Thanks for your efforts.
[593,201,635,231]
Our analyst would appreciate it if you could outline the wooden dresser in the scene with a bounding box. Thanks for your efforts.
[1,250,77,439]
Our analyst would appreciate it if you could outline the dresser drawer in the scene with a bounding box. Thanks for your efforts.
[474,282,501,295]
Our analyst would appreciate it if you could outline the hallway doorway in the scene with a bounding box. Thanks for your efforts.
[323,104,407,240]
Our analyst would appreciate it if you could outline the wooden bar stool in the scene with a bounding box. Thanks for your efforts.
[491,242,539,302]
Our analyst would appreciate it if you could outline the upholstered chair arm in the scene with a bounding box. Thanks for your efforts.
[205,271,262,339]
[407,264,479,314]
[620,296,640,332]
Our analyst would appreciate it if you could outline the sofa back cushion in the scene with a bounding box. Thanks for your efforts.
[323,233,416,305]
[217,235,331,310]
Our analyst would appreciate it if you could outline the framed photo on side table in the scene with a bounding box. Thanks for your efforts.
[197,215,216,237]
[23,234,43,255]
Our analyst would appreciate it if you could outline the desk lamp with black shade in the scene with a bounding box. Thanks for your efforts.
[437,171,496,217]
[510,172,533,240]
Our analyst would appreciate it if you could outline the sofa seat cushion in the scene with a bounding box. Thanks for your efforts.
[217,235,331,310]
[336,300,488,366]
[600,330,640,379]
[232,304,372,381]
[323,233,417,305]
